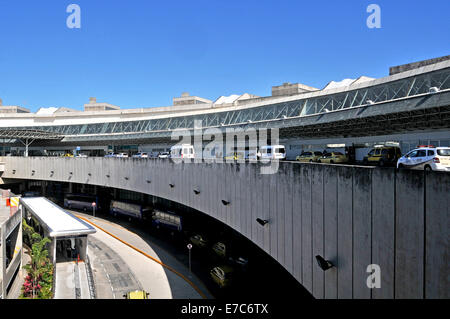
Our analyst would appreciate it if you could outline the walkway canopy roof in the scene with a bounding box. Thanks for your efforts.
[0,128,63,140]
[20,197,96,237]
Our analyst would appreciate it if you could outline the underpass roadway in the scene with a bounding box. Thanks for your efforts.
[73,212,211,299]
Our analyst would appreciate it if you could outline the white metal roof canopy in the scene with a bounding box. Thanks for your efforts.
[20,197,96,237]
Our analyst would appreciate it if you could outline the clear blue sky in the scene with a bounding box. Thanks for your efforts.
[0,0,448,112]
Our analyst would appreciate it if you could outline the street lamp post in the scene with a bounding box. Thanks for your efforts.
[187,244,192,277]
[92,202,96,218]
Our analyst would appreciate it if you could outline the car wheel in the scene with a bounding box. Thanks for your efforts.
[330,160,334,164]
[379,159,385,167]
[424,165,432,172]
[317,160,321,163]
[363,158,368,165]
[309,160,313,163]
[398,164,404,169]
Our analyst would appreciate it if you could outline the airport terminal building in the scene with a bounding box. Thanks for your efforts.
[0,56,449,160]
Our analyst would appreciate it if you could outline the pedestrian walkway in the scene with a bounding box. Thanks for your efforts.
[88,236,142,299]
[54,261,91,299]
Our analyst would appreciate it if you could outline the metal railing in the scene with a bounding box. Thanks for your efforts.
[85,255,96,299]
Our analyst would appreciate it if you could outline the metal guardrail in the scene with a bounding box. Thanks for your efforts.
[74,262,81,299]
[85,255,96,299]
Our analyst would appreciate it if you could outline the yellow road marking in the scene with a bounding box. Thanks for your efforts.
[75,214,207,299]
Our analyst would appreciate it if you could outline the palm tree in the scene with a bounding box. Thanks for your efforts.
[22,234,51,298]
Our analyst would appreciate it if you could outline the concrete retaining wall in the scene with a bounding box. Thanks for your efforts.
[0,157,448,299]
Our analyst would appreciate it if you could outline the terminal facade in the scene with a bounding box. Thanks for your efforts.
[0,56,448,161]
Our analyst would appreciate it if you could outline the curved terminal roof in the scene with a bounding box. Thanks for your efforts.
[20,197,96,237]
[0,59,448,142]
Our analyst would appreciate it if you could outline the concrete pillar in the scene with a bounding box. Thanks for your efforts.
[41,181,47,197]
[0,224,6,299]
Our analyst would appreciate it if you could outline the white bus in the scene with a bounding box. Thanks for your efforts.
[109,200,152,220]
[151,209,183,232]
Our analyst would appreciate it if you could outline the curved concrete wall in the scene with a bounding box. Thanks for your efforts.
[0,157,448,299]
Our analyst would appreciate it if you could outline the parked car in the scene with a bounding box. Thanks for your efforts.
[318,152,348,164]
[189,234,208,248]
[224,152,244,161]
[210,265,234,288]
[116,153,129,158]
[212,242,227,258]
[158,152,170,159]
[259,145,286,160]
[228,256,248,271]
[104,152,118,157]
[296,151,323,163]
[132,152,149,158]
[76,153,88,158]
[397,145,450,171]
[363,146,401,166]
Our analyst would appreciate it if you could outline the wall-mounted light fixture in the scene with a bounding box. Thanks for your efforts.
[106,174,110,178]
[12,169,16,174]
[124,177,129,180]
[221,199,230,206]
[88,173,92,176]
[31,170,35,175]
[256,218,269,226]
[315,255,334,271]
[146,180,151,184]
[169,183,175,188]
[193,189,200,195]
[69,171,73,175]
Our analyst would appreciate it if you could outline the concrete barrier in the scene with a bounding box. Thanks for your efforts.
[0,156,448,299]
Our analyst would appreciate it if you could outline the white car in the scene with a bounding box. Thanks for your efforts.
[104,152,118,158]
[76,153,88,158]
[132,152,148,158]
[158,152,170,159]
[116,153,129,158]
[397,146,450,171]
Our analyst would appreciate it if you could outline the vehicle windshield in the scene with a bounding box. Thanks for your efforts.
[437,149,450,156]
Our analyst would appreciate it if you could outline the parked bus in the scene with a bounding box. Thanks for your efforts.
[64,193,99,212]
[151,209,182,232]
[109,200,152,220]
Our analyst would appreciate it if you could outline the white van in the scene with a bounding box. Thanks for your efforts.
[397,145,450,171]
[170,144,195,159]
[260,145,286,160]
